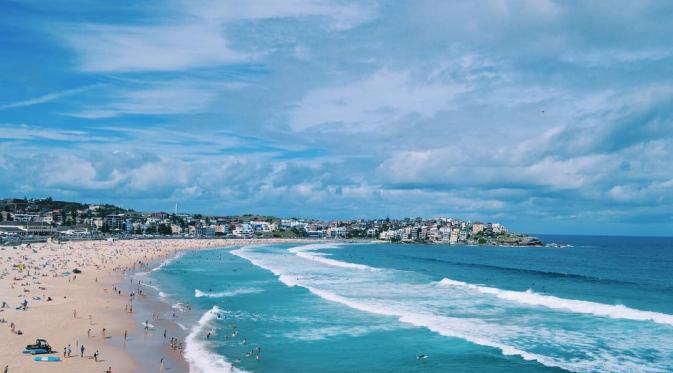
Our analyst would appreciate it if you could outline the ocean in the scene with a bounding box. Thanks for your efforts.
[145,236,673,373]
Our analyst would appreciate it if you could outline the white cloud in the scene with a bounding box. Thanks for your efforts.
[0,124,109,142]
[0,85,99,110]
[290,69,469,131]
[62,0,373,72]
[68,81,220,118]
[64,23,248,72]
[183,0,374,30]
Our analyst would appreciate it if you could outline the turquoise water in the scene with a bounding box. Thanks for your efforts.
[149,236,673,372]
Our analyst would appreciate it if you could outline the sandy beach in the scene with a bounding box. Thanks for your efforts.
[0,238,302,373]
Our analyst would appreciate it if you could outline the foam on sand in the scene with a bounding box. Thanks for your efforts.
[184,306,248,373]
[437,278,673,326]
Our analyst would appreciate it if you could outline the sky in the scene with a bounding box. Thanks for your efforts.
[1,0,673,235]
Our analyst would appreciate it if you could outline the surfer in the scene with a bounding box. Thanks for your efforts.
[416,354,428,360]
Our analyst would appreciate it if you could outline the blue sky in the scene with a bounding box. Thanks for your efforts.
[1,0,673,235]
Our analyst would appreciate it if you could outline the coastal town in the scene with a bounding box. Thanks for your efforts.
[0,197,543,246]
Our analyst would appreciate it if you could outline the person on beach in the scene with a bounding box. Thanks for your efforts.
[63,346,66,358]
[94,350,99,362]
[160,357,164,371]
[67,344,71,357]
[124,330,127,340]
[80,344,85,357]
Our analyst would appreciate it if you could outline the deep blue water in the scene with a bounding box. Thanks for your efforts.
[147,236,673,373]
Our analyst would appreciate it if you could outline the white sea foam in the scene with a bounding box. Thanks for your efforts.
[292,285,567,370]
[283,323,396,341]
[152,252,185,272]
[184,306,247,373]
[172,302,188,312]
[231,244,673,373]
[437,278,673,327]
[140,283,168,298]
[287,243,378,271]
[232,246,285,278]
[194,288,263,298]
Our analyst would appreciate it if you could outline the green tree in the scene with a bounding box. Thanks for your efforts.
[158,224,172,235]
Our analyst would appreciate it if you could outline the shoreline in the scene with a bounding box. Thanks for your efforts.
[0,238,310,373]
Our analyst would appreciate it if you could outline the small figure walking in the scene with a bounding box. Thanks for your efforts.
[80,344,85,358]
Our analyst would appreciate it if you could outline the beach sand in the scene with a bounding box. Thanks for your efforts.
[0,238,302,373]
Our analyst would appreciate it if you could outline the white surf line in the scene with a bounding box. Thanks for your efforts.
[184,306,249,373]
[437,278,673,327]
[231,247,573,371]
[231,244,673,373]
[152,251,185,272]
[287,243,379,271]
[194,288,263,298]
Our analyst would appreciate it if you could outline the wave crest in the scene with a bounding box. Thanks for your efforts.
[437,278,673,326]
[194,288,263,298]
[184,306,248,373]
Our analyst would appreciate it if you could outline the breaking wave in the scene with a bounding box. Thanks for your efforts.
[194,288,263,298]
[437,278,673,326]
[184,306,248,373]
